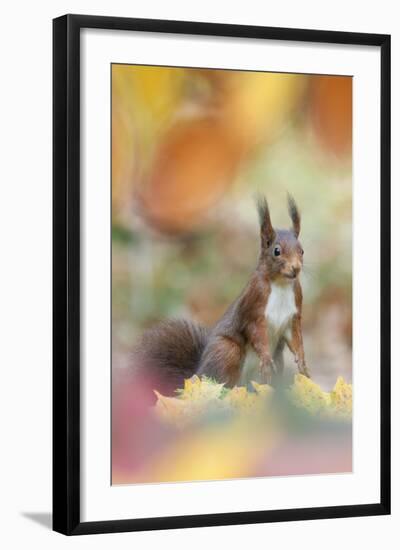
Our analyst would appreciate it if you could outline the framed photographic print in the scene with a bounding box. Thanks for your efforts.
[53,14,391,535]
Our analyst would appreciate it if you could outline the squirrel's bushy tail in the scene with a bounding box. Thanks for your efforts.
[133,319,209,396]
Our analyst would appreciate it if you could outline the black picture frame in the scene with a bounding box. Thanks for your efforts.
[53,14,391,535]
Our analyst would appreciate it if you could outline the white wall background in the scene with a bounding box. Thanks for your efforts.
[0,1,398,548]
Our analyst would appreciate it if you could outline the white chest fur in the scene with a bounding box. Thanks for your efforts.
[265,282,297,352]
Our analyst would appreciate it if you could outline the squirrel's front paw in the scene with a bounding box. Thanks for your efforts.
[298,363,311,378]
[259,358,275,385]
[294,354,311,378]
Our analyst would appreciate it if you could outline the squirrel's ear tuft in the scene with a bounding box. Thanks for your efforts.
[256,194,275,247]
[287,193,301,237]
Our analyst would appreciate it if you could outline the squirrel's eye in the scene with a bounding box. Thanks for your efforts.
[273,246,281,257]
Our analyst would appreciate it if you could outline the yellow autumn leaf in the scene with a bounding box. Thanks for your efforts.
[180,375,224,402]
[154,377,228,428]
[287,374,331,415]
[287,374,352,420]
[329,376,352,418]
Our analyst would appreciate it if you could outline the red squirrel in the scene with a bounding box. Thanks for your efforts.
[135,195,310,394]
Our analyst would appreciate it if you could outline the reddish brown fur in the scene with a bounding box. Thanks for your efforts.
[285,281,310,377]
[196,195,309,386]
[135,195,309,394]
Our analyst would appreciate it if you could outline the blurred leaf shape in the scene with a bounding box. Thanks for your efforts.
[310,75,352,156]
[137,116,239,232]
[223,72,307,149]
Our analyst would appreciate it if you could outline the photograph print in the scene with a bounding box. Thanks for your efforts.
[111,64,353,485]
